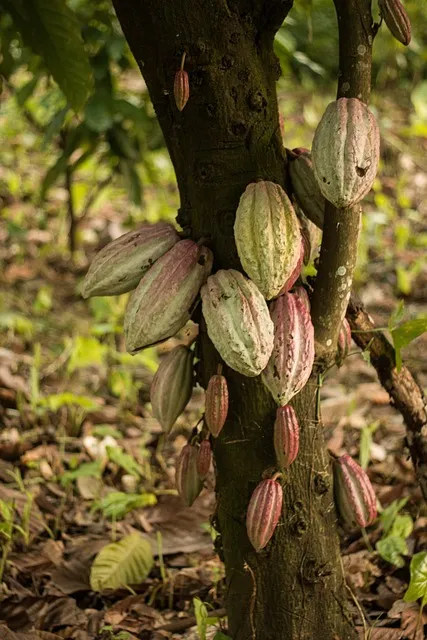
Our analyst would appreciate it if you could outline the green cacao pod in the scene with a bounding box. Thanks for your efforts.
[333,454,377,528]
[201,269,274,377]
[262,287,315,406]
[125,239,213,353]
[246,478,283,551]
[234,181,301,300]
[150,345,193,433]
[379,0,411,46]
[82,223,180,298]
[312,98,380,209]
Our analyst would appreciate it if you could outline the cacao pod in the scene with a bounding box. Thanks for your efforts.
[312,98,380,209]
[205,374,229,437]
[333,453,377,528]
[175,444,203,506]
[174,69,189,111]
[234,181,301,300]
[289,148,325,229]
[262,288,315,406]
[273,405,300,468]
[277,237,304,295]
[379,0,411,46]
[125,239,213,352]
[297,206,322,266]
[196,440,212,478]
[201,269,274,377]
[293,285,311,311]
[336,318,352,365]
[246,478,283,551]
[82,223,180,298]
[150,345,193,433]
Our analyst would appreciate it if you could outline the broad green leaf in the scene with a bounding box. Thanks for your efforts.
[404,551,427,605]
[194,597,208,640]
[61,461,103,487]
[3,0,92,110]
[85,90,114,132]
[389,514,413,540]
[90,533,153,591]
[388,300,405,332]
[92,492,157,520]
[106,446,144,478]
[376,536,407,568]
[380,497,409,536]
[67,336,107,372]
[392,317,427,371]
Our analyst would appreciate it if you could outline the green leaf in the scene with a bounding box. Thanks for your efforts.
[67,336,107,372]
[391,316,427,371]
[4,0,92,110]
[376,536,407,568]
[404,551,427,605]
[90,533,153,591]
[106,446,144,478]
[388,300,405,332]
[380,497,409,536]
[389,514,413,540]
[38,392,98,411]
[84,89,114,132]
[194,597,208,640]
[359,427,372,470]
[61,460,103,487]
[92,492,157,520]
[213,634,233,640]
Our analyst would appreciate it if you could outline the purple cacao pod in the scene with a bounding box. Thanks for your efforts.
[379,0,411,46]
[234,181,302,299]
[196,440,212,479]
[246,478,283,551]
[312,98,380,209]
[201,269,274,377]
[82,222,180,298]
[334,453,377,528]
[125,239,213,352]
[205,374,229,437]
[175,444,203,506]
[150,345,193,433]
[273,405,300,468]
[262,289,315,406]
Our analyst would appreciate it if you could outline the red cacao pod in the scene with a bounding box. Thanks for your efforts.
[246,478,283,551]
[273,405,300,469]
[333,454,377,528]
[201,269,274,377]
[205,374,229,437]
[289,148,325,229]
[277,237,304,295]
[82,222,180,298]
[174,69,189,111]
[379,0,411,46]
[262,289,315,406]
[234,181,301,299]
[125,239,213,352]
[175,444,203,506]
[196,440,212,479]
[150,345,193,433]
[336,318,352,365]
[312,98,380,209]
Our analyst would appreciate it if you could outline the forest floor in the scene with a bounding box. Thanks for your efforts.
[1,97,427,640]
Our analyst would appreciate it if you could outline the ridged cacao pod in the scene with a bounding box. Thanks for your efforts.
[150,345,193,433]
[336,318,352,365]
[277,238,304,295]
[297,207,322,266]
[205,374,229,437]
[293,285,311,311]
[234,181,301,300]
[312,98,380,209]
[174,69,189,111]
[246,478,283,551]
[196,440,212,479]
[289,149,325,229]
[333,454,377,528]
[82,223,180,298]
[379,0,411,46]
[175,444,203,506]
[274,405,300,468]
[262,289,315,406]
[201,269,274,377]
[125,240,213,352]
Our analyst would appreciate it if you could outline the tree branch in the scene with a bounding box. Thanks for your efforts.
[311,0,374,366]
[347,296,427,500]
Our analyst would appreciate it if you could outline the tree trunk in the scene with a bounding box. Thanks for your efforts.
[112,1,357,637]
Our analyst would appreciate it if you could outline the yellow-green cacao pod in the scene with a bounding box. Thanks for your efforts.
[201,269,274,377]
[82,223,180,298]
[379,0,411,46]
[289,148,325,229]
[150,345,193,433]
[234,181,301,300]
[125,240,213,353]
[312,98,380,209]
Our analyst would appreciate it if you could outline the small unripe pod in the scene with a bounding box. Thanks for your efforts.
[246,478,283,552]
[205,374,229,437]
[174,53,189,111]
[196,440,212,479]
[151,345,193,433]
[175,444,203,506]
[334,454,377,529]
[379,0,411,46]
[273,405,300,469]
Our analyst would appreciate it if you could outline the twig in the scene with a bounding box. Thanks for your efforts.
[347,295,427,500]
[244,560,257,640]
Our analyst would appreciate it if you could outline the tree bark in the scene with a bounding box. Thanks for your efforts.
[112,1,357,638]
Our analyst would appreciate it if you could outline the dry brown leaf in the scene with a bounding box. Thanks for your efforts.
[356,627,402,639]
[104,595,158,633]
